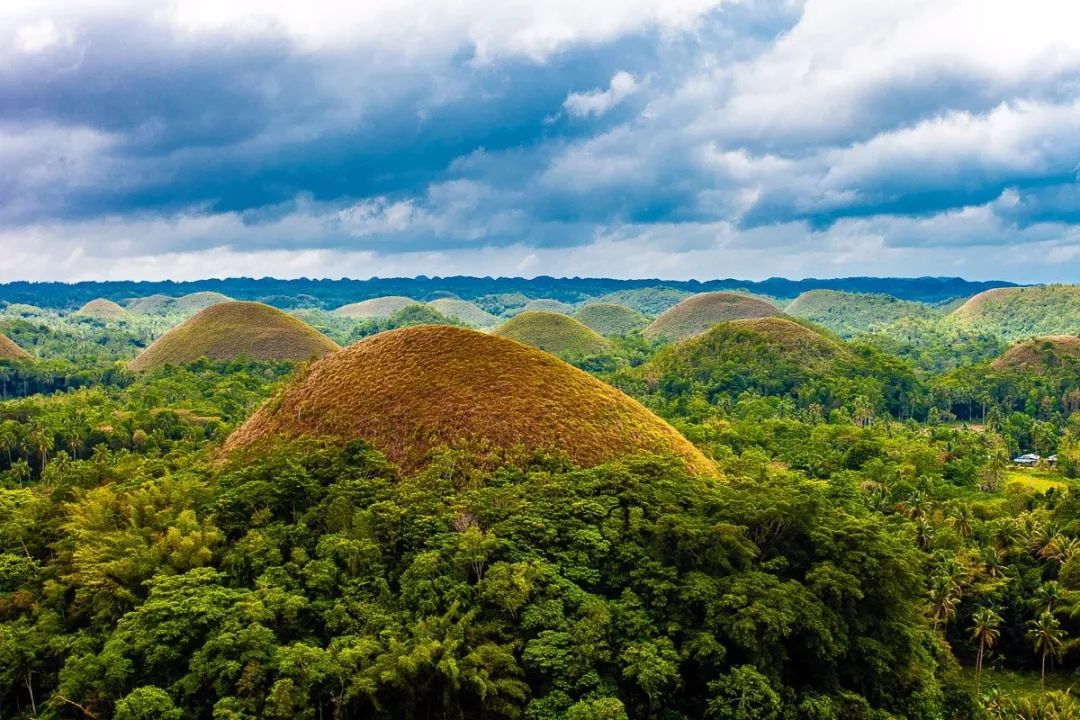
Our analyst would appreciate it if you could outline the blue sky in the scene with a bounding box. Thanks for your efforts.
[1,0,1079,282]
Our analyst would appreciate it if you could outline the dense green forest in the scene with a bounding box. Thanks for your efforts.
[6,282,1080,719]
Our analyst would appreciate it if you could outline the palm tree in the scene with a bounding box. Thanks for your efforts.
[1028,611,1065,690]
[1036,581,1063,614]
[969,607,1002,694]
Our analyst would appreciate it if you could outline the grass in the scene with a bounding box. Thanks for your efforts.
[961,666,1074,699]
[428,298,499,328]
[785,289,939,337]
[127,294,177,315]
[176,292,232,313]
[949,285,1080,341]
[520,298,575,315]
[333,296,417,319]
[0,331,32,361]
[992,335,1080,372]
[1005,468,1071,493]
[225,324,716,476]
[76,298,131,322]
[644,291,783,342]
[129,301,340,371]
[493,311,612,358]
[573,303,649,336]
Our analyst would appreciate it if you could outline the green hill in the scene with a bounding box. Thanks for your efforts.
[991,335,1080,373]
[0,331,32,361]
[644,292,781,341]
[333,296,418,319]
[948,285,1080,341]
[520,298,575,315]
[129,302,339,371]
[786,290,939,337]
[225,325,714,475]
[176,291,232,313]
[594,287,690,316]
[75,298,131,322]
[574,303,649,336]
[493,311,612,358]
[429,298,499,328]
[127,294,177,315]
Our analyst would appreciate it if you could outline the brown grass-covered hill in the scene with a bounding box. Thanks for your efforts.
[128,302,340,371]
[428,298,499,328]
[75,299,131,322]
[334,296,418,319]
[224,325,715,475]
[0,332,32,361]
[991,336,1080,373]
[644,292,782,342]
[574,303,649,336]
[493,311,612,358]
[948,285,1080,341]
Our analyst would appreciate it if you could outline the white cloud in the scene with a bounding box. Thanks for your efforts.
[564,71,640,118]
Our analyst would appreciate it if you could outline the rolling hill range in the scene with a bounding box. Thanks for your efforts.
[493,311,612,358]
[0,331,32,361]
[428,298,499,328]
[991,335,1080,373]
[948,285,1080,341]
[574,303,649,336]
[334,296,417,319]
[225,325,715,475]
[644,292,782,341]
[75,298,131,322]
[786,290,939,337]
[129,302,339,371]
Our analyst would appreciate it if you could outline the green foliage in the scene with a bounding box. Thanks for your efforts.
[786,289,941,338]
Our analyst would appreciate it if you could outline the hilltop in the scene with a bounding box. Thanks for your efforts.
[991,335,1080,373]
[595,287,690,316]
[429,298,499,328]
[786,290,939,337]
[225,325,714,475]
[493,311,612,358]
[0,331,32,361]
[176,291,232,313]
[129,302,339,371]
[521,298,575,315]
[127,294,176,315]
[644,292,781,341]
[126,291,232,316]
[75,298,131,322]
[949,285,1080,341]
[574,303,649,336]
[334,296,417,319]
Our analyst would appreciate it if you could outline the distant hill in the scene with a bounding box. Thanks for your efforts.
[520,298,575,315]
[129,302,339,371]
[429,298,499,328]
[176,292,232,313]
[75,298,131,322]
[991,335,1080,373]
[786,290,939,337]
[949,285,1080,341]
[644,292,781,341]
[0,331,32,361]
[574,303,649,336]
[224,325,714,475]
[127,294,176,315]
[334,296,417,319]
[493,311,612,358]
[126,292,232,316]
[594,287,691,316]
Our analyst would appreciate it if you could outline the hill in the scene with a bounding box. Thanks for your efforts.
[493,311,612,358]
[786,290,939,337]
[224,325,714,475]
[574,303,649,336]
[991,335,1080,373]
[75,298,131,322]
[429,298,499,328]
[334,296,418,319]
[948,285,1080,341]
[521,298,574,315]
[595,287,691,316]
[0,331,32,361]
[644,292,781,341]
[128,302,339,371]
[126,294,177,315]
[176,291,232,313]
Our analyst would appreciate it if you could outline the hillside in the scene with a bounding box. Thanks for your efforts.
[493,311,612,358]
[644,291,781,341]
[176,291,232,313]
[521,298,575,315]
[991,335,1080,373]
[595,287,690,316]
[334,296,418,319]
[0,331,32,361]
[129,302,339,371]
[225,325,714,475]
[949,285,1080,340]
[429,298,499,328]
[574,303,649,336]
[75,298,131,322]
[786,289,939,337]
[127,294,176,315]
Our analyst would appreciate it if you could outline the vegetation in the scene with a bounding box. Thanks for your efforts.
[786,289,940,337]
[520,299,575,315]
[594,287,690,316]
[127,292,232,316]
[494,312,612,359]
[0,331,32,361]
[75,299,131,323]
[573,303,649,336]
[428,298,499,328]
[644,292,781,342]
[949,285,1080,341]
[333,296,419,319]
[992,335,1080,372]
[129,302,339,371]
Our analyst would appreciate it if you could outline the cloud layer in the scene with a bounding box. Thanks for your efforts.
[1,0,1078,281]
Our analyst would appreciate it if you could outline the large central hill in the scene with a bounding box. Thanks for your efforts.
[786,289,938,337]
[129,302,340,371]
[644,292,782,341]
[948,285,1080,340]
[493,311,612,358]
[225,325,715,475]
[0,331,31,361]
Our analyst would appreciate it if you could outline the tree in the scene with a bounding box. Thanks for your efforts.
[1028,611,1065,690]
[969,607,1001,694]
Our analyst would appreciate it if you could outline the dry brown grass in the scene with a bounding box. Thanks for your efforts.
[76,298,131,322]
[224,325,716,476]
[493,311,612,358]
[0,332,32,361]
[334,296,418,319]
[644,292,781,341]
[128,301,340,371]
[991,335,1080,372]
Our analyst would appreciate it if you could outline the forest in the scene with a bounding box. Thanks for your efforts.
[3,281,1080,719]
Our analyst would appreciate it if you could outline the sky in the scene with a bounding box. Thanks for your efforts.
[1,0,1079,283]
